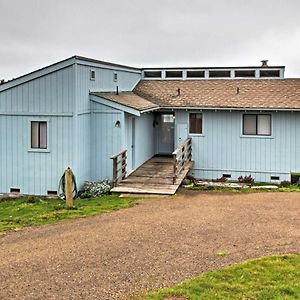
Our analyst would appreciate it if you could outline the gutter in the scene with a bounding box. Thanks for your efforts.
[158,106,300,112]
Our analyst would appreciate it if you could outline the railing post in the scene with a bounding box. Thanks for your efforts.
[173,152,177,185]
[111,149,127,187]
[122,151,126,180]
[112,157,118,187]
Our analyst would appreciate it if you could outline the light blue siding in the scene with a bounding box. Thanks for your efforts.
[0,59,142,195]
[127,112,155,171]
[0,115,74,195]
[74,63,141,188]
[75,64,141,113]
[90,101,123,181]
[175,110,300,182]
[0,65,75,195]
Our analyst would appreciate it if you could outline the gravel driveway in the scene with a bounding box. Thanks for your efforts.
[0,190,299,299]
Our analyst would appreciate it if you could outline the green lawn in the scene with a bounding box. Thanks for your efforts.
[143,254,300,300]
[0,195,136,232]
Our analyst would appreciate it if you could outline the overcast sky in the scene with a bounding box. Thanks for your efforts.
[1,0,300,80]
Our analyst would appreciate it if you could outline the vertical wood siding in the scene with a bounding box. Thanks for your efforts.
[90,102,123,181]
[75,64,141,187]
[125,112,155,172]
[175,110,300,182]
[0,115,74,194]
[0,66,75,195]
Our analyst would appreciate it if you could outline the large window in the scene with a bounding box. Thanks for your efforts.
[189,113,203,134]
[243,114,271,136]
[31,121,47,149]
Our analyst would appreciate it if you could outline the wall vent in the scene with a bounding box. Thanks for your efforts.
[47,190,58,196]
[270,176,280,180]
[222,174,231,178]
[10,188,20,193]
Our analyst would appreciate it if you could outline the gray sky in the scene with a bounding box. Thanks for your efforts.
[1,0,300,80]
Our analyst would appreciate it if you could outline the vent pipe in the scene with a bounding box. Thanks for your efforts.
[116,86,119,95]
[261,60,269,67]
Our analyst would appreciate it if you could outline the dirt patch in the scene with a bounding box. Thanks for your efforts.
[0,189,299,299]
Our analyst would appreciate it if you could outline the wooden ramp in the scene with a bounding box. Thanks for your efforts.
[111,156,192,195]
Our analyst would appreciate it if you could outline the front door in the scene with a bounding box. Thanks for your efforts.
[157,113,175,154]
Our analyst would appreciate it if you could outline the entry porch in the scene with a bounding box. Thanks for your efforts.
[110,138,193,195]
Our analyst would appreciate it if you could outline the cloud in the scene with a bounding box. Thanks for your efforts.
[0,0,300,79]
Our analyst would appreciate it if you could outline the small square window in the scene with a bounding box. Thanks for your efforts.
[113,72,118,82]
[189,113,203,134]
[243,114,271,136]
[31,121,47,149]
[90,70,96,80]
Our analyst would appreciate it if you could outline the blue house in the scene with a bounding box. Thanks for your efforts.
[1,56,299,195]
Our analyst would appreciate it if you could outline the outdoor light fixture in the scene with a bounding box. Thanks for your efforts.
[115,120,121,128]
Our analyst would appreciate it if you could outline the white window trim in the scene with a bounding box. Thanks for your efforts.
[240,112,274,139]
[188,111,205,137]
[28,118,50,152]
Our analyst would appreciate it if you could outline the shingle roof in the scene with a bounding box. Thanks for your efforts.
[91,92,159,111]
[133,79,300,109]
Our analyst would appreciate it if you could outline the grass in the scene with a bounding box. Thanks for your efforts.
[143,254,300,300]
[0,195,136,232]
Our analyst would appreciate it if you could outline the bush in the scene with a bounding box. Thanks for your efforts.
[280,180,291,187]
[79,180,111,198]
[215,176,228,183]
[238,175,254,185]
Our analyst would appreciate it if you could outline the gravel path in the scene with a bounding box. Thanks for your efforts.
[0,190,299,299]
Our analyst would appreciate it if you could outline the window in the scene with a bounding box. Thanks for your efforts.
[165,71,182,78]
[113,72,118,82]
[144,71,162,78]
[189,113,203,134]
[90,70,96,80]
[235,70,255,78]
[187,70,205,78]
[260,70,280,78]
[162,114,174,123]
[209,70,231,78]
[31,121,47,149]
[242,114,271,136]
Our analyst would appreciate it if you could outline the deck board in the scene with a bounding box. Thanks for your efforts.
[111,156,192,195]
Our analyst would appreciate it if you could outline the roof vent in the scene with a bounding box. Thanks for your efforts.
[261,60,269,68]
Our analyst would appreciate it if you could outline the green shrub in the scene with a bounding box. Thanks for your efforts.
[79,180,111,198]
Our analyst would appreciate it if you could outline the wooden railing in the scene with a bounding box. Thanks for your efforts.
[172,138,192,184]
[110,150,127,187]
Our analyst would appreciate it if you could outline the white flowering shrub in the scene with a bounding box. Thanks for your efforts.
[80,179,111,198]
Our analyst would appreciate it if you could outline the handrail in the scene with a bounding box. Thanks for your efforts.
[172,138,192,184]
[110,149,127,160]
[110,149,127,187]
